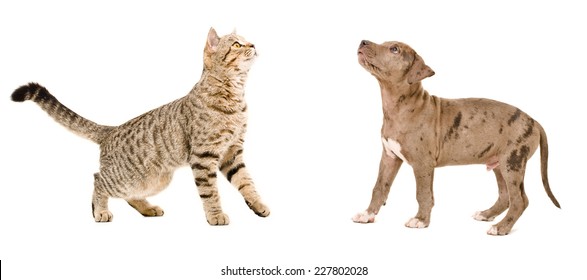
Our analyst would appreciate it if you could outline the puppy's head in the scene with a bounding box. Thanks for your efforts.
[357,40,434,84]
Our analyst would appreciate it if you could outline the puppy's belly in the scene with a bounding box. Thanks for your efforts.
[382,137,409,164]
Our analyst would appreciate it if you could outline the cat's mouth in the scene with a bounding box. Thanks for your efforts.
[244,52,257,62]
[244,48,257,59]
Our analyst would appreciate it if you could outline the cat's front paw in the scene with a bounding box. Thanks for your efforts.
[207,212,230,225]
[94,210,113,222]
[248,200,270,217]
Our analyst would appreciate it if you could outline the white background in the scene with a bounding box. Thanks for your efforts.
[1,0,585,279]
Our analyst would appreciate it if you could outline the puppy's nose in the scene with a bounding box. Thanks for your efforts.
[359,40,371,48]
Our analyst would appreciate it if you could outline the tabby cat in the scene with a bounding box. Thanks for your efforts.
[11,27,270,225]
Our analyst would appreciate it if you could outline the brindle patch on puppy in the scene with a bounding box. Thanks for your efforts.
[352,40,560,235]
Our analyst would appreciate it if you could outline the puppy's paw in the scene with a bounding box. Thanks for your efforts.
[487,225,509,236]
[352,211,375,223]
[472,211,494,221]
[405,217,428,228]
[207,212,230,226]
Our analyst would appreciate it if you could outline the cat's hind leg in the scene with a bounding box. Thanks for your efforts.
[125,172,171,217]
[127,199,164,217]
[92,173,113,222]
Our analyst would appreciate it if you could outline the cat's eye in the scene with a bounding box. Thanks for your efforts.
[232,42,242,48]
[390,46,400,54]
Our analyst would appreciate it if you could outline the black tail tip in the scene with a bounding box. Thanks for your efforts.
[11,83,45,102]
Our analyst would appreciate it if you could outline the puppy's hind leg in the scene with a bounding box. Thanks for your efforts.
[487,169,529,236]
[473,168,509,221]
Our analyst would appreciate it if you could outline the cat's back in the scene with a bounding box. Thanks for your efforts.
[99,96,192,168]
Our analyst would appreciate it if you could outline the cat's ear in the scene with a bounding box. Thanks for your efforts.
[206,27,220,52]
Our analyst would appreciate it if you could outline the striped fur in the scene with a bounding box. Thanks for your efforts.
[11,28,270,225]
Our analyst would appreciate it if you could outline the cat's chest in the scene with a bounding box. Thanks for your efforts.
[212,110,247,128]
[196,111,246,142]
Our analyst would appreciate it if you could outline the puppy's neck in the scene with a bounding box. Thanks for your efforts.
[378,80,428,112]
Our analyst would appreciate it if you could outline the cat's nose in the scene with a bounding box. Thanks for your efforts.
[248,43,255,49]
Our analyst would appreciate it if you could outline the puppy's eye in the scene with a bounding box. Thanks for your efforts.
[232,42,242,48]
[390,46,400,54]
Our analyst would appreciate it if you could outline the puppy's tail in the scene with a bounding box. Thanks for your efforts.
[538,122,560,208]
[11,83,114,144]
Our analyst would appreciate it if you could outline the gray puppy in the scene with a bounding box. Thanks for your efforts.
[352,40,560,235]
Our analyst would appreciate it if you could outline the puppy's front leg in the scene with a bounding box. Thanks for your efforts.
[353,150,402,223]
[405,166,435,228]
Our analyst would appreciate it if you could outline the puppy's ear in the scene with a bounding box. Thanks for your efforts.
[407,53,435,84]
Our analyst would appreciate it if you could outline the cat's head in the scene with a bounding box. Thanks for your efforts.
[203,27,257,73]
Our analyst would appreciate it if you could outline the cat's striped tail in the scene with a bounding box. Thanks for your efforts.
[11,83,114,144]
